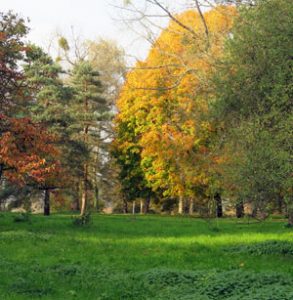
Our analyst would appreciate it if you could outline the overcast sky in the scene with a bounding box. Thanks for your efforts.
[1,0,154,60]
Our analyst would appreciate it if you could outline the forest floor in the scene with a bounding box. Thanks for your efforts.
[0,213,292,299]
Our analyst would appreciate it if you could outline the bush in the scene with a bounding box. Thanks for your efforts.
[72,212,92,226]
[13,212,31,223]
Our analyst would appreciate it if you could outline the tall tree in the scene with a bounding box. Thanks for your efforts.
[23,45,75,215]
[115,6,236,214]
[0,12,60,196]
[68,62,109,215]
[213,0,293,224]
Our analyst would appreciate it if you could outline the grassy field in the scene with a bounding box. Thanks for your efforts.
[0,213,292,299]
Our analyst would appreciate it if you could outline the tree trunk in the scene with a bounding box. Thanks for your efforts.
[81,88,89,216]
[44,189,50,216]
[144,197,150,214]
[123,197,128,213]
[94,186,99,211]
[178,196,184,214]
[0,164,3,181]
[80,164,88,216]
[140,199,144,214]
[215,193,223,218]
[288,205,293,226]
[132,200,135,214]
[236,200,244,218]
[71,182,80,211]
[189,198,194,215]
[277,195,283,214]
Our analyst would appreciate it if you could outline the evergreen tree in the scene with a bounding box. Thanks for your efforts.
[68,61,109,215]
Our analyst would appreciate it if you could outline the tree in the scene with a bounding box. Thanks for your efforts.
[23,45,83,215]
[68,61,109,216]
[115,6,236,214]
[0,11,29,115]
[0,12,60,201]
[87,38,126,105]
[213,0,293,224]
[0,115,60,186]
[57,35,125,214]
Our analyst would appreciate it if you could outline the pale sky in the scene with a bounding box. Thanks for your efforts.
[1,0,152,60]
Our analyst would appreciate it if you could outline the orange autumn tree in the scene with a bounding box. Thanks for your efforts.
[115,6,236,213]
[0,115,60,186]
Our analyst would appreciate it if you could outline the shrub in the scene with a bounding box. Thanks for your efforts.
[13,212,31,223]
[72,212,92,226]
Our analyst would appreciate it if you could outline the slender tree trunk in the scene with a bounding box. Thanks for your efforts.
[0,164,3,182]
[0,164,3,211]
[80,163,88,216]
[94,186,99,211]
[75,183,80,211]
[189,198,194,215]
[215,193,223,218]
[236,200,244,218]
[178,196,184,214]
[132,200,135,214]
[140,199,144,214]
[144,197,150,214]
[81,86,89,216]
[288,205,293,226]
[123,197,128,213]
[277,195,283,214]
[44,189,50,216]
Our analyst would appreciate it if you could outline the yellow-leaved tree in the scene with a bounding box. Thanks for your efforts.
[115,6,236,214]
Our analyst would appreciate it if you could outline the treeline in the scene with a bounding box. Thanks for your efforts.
[0,11,125,215]
[113,0,293,224]
[0,0,292,225]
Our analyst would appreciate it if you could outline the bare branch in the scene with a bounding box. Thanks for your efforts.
[194,0,209,47]
[146,0,200,39]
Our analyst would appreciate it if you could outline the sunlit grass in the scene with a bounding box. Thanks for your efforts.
[0,213,292,299]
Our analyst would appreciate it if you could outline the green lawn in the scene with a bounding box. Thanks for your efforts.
[0,213,292,299]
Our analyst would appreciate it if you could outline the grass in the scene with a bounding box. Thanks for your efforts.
[0,213,292,299]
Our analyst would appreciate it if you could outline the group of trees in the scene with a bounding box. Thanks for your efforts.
[0,11,125,216]
[0,0,292,225]
[113,0,292,224]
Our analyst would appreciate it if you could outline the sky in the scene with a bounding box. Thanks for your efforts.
[1,0,153,60]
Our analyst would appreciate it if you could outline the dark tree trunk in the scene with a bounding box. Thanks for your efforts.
[44,189,50,216]
[123,197,128,214]
[94,186,99,211]
[144,197,151,214]
[215,193,223,218]
[75,183,80,211]
[288,206,293,226]
[236,200,244,218]
[277,195,283,214]
[0,164,3,181]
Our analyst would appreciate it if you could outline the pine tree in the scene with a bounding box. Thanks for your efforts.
[68,61,109,215]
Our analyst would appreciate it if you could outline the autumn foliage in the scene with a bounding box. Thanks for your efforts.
[0,114,60,184]
[115,6,236,202]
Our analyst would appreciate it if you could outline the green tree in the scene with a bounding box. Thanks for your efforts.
[68,62,109,215]
[23,45,83,215]
[213,0,293,224]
